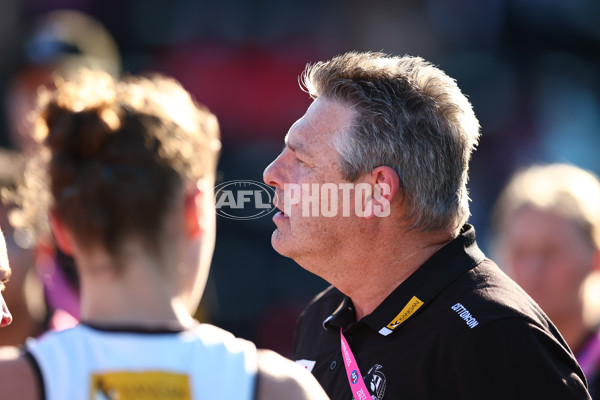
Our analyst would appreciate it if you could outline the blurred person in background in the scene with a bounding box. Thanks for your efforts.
[4,9,121,154]
[1,9,123,334]
[492,163,600,399]
[264,51,591,399]
[0,69,328,399]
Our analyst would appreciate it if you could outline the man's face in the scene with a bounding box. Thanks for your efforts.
[0,229,13,327]
[263,97,358,274]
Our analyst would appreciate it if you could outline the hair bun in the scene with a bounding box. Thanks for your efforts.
[44,101,121,161]
[37,69,121,161]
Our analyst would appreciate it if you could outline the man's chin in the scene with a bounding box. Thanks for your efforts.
[271,229,293,258]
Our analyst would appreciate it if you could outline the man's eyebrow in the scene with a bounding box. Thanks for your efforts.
[284,136,310,156]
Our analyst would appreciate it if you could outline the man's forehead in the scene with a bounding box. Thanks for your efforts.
[306,97,355,130]
[285,98,355,151]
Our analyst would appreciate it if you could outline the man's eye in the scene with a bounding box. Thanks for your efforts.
[297,157,310,167]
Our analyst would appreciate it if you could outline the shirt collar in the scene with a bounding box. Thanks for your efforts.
[322,295,355,330]
[323,224,485,335]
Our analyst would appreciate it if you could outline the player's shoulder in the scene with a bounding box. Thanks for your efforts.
[256,349,329,400]
[25,324,89,353]
[185,323,258,356]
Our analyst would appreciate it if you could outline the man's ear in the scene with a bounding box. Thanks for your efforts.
[49,211,74,255]
[184,184,204,239]
[363,166,400,220]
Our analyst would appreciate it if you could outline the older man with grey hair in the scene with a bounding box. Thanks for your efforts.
[263,51,591,400]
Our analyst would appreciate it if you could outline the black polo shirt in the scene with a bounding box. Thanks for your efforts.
[294,225,591,399]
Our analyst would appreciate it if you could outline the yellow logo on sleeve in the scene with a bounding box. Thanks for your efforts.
[90,371,191,400]
[386,296,424,330]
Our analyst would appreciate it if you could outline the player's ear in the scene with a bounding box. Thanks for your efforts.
[49,211,74,255]
[184,183,208,239]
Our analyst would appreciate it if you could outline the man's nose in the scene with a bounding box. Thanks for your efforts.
[0,296,12,327]
[263,156,283,189]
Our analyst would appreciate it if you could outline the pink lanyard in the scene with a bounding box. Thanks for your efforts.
[340,328,373,400]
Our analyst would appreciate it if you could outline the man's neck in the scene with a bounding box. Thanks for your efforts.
[339,230,454,321]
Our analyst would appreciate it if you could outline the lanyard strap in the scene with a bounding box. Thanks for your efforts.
[340,328,373,400]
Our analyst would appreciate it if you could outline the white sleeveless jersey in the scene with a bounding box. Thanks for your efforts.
[26,323,257,400]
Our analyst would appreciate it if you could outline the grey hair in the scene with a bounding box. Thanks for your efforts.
[301,52,480,232]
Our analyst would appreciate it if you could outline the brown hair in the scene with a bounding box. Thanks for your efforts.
[12,69,220,254]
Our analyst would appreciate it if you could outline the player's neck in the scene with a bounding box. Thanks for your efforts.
[75,241,196,330]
